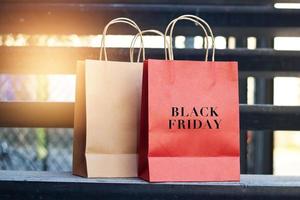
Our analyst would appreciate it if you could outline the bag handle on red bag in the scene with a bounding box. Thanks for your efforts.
[165,16,210,61]
[165,15,215,61]
[129,29,171,62]
[100,17,145,62]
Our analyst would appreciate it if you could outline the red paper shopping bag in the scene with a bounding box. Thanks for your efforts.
[138,15,240,182]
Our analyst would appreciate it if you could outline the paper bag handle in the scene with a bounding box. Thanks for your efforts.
[165,15,215,61]
[100,17,145,62]
[129,29,170,62]
[165,16,209,61]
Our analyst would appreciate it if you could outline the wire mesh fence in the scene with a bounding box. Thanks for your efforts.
[0,74,74,171]
[0,128,72,171]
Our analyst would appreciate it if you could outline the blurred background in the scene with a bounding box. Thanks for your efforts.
[0,2,300,175]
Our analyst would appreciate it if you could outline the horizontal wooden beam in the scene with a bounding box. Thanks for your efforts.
[1,102,300,130]
[0,102,74,128]
[1,3,300,36]
[0,171,300,200]
[0,47,97,74]
[0,0,298,4]
[240,105,300,130]
[1,47,300,77]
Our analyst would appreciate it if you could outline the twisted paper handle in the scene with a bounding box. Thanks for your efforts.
[165,15,215,61]
[129,29,171,62]
[100,17,145,62]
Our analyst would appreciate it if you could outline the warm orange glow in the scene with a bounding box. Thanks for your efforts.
[0,34,169,48]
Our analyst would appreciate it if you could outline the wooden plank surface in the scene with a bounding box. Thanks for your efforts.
[0,171,300,200]
[1,47,300,77]
[0,170,299,186]
[1,102,300,130]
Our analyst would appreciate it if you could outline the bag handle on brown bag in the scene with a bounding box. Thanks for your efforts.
[165,15,215,61]
[100,17,145,62]
[129,29,171,62]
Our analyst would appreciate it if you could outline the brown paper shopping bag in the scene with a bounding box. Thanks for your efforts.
[73,18,145,178]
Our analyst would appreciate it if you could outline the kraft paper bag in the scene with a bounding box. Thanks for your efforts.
[73,18,144,178]
[138,15,240,182]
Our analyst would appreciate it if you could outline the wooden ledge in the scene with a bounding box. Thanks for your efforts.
[0,171,300,200]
